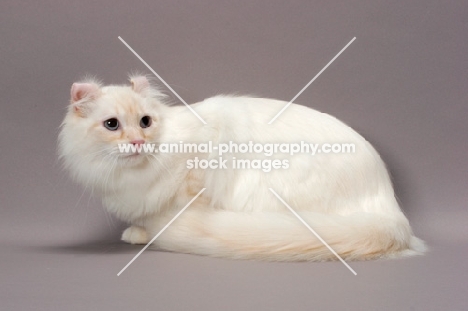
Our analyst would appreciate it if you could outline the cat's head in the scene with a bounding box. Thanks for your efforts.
[58,75,167,187]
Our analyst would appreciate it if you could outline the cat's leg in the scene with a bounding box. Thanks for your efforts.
[121,226,149,245]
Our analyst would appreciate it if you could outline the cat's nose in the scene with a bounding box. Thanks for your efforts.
[130,139,145,147]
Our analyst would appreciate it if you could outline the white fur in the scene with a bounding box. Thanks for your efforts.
[59,76,426,261]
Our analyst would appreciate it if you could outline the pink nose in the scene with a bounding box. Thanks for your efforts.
[130,139,145,146]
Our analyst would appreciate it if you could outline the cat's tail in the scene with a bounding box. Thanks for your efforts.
[153,210,427,261]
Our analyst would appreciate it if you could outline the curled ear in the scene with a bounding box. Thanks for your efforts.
[70,82,101,117]
[130,75,167,101]
[130,76,150,95]
[71,82,100,103]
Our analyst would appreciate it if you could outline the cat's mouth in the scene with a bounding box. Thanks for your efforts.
[122,152,142,158]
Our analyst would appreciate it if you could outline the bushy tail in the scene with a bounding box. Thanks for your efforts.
[153,210,427,261]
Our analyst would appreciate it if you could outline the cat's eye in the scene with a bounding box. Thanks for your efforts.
[140,116,152,128]
[103,118,119,131]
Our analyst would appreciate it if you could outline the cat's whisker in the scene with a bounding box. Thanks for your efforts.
[148,154,175,179]
[102,152,135,210]
[70,150,114,211]
[102,152,119,194]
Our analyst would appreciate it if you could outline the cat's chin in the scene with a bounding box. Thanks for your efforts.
[118,154,148,166]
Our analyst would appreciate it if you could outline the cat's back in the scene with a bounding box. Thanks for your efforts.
[196,95,317,123]
[192,95,364,143]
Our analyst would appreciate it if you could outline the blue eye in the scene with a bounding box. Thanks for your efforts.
[140,116,152,128]
[104,118,119,131]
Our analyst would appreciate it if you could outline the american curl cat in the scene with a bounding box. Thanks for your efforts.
[58,75,426,261]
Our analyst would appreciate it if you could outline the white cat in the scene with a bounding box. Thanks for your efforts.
[59,75,426,261]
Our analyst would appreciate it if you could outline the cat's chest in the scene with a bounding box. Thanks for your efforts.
[101,170,177,220]
[103,176,148,204]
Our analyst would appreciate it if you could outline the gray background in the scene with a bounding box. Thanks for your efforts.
[1,1,467,310]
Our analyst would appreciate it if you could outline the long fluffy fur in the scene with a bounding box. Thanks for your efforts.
[58,76,426,261]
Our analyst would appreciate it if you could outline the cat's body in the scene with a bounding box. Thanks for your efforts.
[59,76,426,261]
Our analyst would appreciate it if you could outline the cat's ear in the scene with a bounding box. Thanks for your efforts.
[130,76,151,96]
[70,82,101,117]
[130,75,167,102]
[71,82,100,102]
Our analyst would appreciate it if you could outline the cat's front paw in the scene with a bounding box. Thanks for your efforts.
[122,226,149,245]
